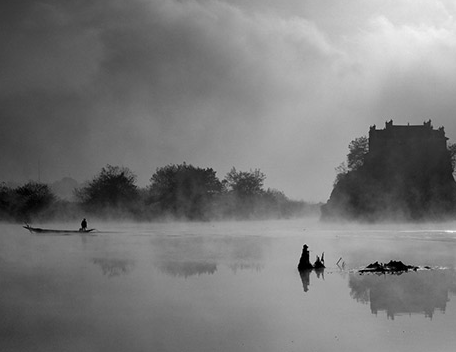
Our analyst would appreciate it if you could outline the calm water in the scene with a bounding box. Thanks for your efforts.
[1,220,456,352]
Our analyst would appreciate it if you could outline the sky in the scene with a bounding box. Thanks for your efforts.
[2,0,456,202]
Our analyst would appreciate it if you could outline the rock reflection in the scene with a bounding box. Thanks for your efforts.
[299,268,325,292]
[349,270,456,319]
[156,261,217,277]
[92,258,134,278]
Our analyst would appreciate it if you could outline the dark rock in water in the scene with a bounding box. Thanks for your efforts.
[360,260,419,273]
[313,255,325,269]
[385,260,417,272]
[298,244,313,271]
[298,244,325,271]
[366,261,381,269]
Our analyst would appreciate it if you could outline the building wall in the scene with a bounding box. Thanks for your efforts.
[367,120,449,177]
[368,120,448,157]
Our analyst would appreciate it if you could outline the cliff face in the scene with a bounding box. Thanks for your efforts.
[322,121,456,222]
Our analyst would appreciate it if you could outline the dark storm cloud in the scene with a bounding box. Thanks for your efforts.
[2,0,456,200]
[0,1,102,179]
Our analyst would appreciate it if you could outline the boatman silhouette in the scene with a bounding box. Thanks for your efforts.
[81,218,87,232]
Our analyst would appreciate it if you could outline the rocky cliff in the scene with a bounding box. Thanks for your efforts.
[322,121,456,222]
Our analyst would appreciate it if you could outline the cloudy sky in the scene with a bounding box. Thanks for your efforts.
[2,0,456,201]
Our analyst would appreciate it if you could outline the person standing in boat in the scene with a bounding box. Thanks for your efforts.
[81,218,87,232]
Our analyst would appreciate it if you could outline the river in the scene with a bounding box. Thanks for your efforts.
[1,219,456,352]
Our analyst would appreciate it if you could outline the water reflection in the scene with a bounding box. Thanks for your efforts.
[156,261,217,277]
[229,263,264,273]
[151,235,268,277]
[349,270,456,319]
[92,258,134,278]
[299,268,325,292]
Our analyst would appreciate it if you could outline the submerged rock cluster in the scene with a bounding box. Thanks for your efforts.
[297,244,325,271]
[359,260,429,274]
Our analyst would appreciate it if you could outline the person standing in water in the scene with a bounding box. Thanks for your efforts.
[81,218,87,232]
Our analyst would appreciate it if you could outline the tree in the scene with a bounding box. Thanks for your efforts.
[224,167,266,198]
[334,162,349,186]
[14,182,56,221]
[223,167,266,218]
[0,182,10,207]
[148,163,222,219]
[75,165,139,211]
[333,136,368,187]
[448,142,456,173]
[347,136,369,171]
[0,183,14,220]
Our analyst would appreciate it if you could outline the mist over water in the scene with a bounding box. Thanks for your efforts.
[1,219,456,352]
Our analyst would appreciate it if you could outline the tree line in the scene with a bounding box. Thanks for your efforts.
[0,163,319,222]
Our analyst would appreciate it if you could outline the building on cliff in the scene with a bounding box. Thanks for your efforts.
[321,120,456,222]
[369,120,447,157]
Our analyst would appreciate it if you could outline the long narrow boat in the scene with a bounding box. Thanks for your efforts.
[23,224,95,234]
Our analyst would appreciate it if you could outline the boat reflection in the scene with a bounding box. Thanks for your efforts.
[92,258,134,278]
[299,268,325,292]
[349,269,456,319]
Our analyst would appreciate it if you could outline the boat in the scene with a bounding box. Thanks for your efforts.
[23,224,96,234]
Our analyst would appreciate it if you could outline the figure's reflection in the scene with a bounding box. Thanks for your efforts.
[92,258,134,278]
[299,268,325,292]
[349,270,456,319]
[156,261,217,277]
